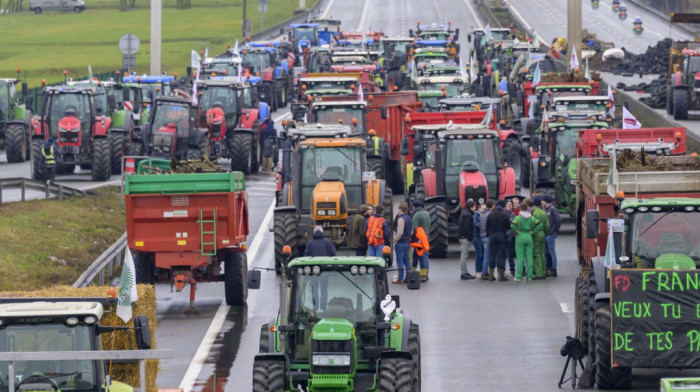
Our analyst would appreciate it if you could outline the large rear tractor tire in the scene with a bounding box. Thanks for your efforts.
[91,138,111,181]
[5,124,28,163]
[274,211,298,273]
[425,201,448,258]
[367,157,384,180]
[110,132,125,174]
[594,302,632,389]
[501,139,522,186]
[408,323,421,392]
[133,252,155,284]
[259,323,270,353]
[230,132,253,174]
[31,139,46,181]
[387,160,404,195]
[224,251,247,306]
[673,88,689,120]
[377,358,414,392]
[252,359,285,392]
[666,85,674,115]
[575,276,590,353]
[413,182,425,204]
[383,186,394,221]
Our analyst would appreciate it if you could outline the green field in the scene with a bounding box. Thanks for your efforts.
[0,0,315,87]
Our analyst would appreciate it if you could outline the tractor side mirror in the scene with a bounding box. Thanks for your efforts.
[107,94,117,111]
[133,92,141,114]
[401,137,410,156]
[25,95,33,111]
[380,105,388,119]
[21,82,28,98]
[586,210,599,239]
[468,34,472,43]
[412,144,422,162]
[122,86,130,104]
[391,295,400,308]
[247,269,261,290]
[133,316,151,350]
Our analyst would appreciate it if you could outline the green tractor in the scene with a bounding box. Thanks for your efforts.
[249,252,421,392]
[0,77,33,163]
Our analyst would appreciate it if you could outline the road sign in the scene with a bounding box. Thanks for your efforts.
[119,34,140,55]
[122,54,137,69]
[258,0,268,13]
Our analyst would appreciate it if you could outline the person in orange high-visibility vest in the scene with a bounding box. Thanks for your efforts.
[410,226,430,256]
[364,205,390,257]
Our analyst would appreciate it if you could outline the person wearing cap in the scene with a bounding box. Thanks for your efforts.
[541,194,561,277]
[411,199,431,282]
[304,226,337,257]
[458,200,477,280]
[486,199,512,281]
[510,204,542,281]
[479,200,494,280]
[531,197,550,280]
[393,203,412,283]
[260,118,277,173]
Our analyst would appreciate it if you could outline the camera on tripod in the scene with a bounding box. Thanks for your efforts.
[560,335,585,359]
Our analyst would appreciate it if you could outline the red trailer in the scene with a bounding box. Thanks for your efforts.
[125,167,249,309]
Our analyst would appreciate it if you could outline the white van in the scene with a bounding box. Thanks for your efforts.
[29,0,86,13]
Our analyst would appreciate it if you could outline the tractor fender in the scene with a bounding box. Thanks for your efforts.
[233,127,254,135]
[254,353,287,362]
[498,167,516,199]
[498,129,518,143]
[31,116,45,138]
[380,350,413,362]
[239,108,260,129]
[188,129,208,148]
[110,110,127,130]
[11,104,28,124]
[274,205,297,214]
[425,195,445,204]
[530,156,540,184]
[257,103,270,122]
[591,256,608,294]
[281,183,293,207]
[420,168,438,198]
[672,71,683,87]
[399,316,413,350]
[93,116,112,137]
[259,318,278,353]
[594,292,611,303]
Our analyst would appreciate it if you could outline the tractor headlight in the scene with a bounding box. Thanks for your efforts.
[327,210,337,216]
[350,266,359,275]
[317,209,326,216]
[312,354,351,366]
[84,316,97,325]
[66,317,79,326]
[304,266,312,275]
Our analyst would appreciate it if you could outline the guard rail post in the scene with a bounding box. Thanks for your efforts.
[21,180,26,201]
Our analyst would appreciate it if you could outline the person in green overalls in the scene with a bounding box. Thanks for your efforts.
[511,207,542,282]
[531,197,550,280]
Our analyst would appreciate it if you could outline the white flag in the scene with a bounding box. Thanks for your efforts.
[622,106,641,129]
[542,108,550,124]
[532,63,541,87]
[569,45,579,70]
[459,57,468,79]
[606,146,619,197]
[584,58,591,82]
[528,95,537,120]
[480,104,494,128]
[117,250,139,323]
[232,39,240,56]
[361,32,366,51]
[88,65,93,85]
[191,69,200,106]
[469,55,478,82]
[533,32,541,48]
[204,47,209,61]
[237,61,244,84]
[191,49,202,69]
[484,24,494,42]
[603,220,615,270]
[607,85,615,119]
[358,82,364,102]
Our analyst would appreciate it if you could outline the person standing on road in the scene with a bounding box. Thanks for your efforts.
[458,200,477,280]
[542,194,562,277]
[479,200,495,280]
[411,200,431,282]
[42,137,57,184]
[531,197,550,280]
[365,204,390,257]
[304,226,337,256]
[487,200,512,281]
[472,202,485,278]
[393,203,412,284]
[511,208,542,282]
[260,118,277,173]
[348,205,370,256]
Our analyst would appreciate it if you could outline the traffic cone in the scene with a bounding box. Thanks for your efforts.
[124,157,136,175]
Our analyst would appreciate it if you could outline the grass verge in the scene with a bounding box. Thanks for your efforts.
[0,186,125,291]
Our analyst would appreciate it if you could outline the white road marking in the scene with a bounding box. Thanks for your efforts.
[317,0,337,19]
[178,199,275,392]
[356,0,371,31]
[560,303,571,313]
[462,0,483,29]
[504,1,551,48]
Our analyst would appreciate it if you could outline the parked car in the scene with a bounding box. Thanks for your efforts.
[29,0,86,13]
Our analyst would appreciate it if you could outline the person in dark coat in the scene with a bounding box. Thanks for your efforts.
[458,200,477,280]
[486,200,512,281]
[259,118,277,173]
[304,226,337,257]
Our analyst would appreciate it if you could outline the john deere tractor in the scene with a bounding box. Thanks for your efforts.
[248,251,421,392]
[0,77,33,163]
[274,124,393,270]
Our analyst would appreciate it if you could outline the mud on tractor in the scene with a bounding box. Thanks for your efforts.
[0,76,32,163]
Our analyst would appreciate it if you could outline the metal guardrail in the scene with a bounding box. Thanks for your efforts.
[73,232,128,288]
[0,177,85,204]
[0,350,174,392]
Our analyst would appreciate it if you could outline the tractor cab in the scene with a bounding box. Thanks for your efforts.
[142,96,208,160]
[202,56,241,79]
[468,27,512,65]
[299,77,357,99]
[240,46,276,77]
[309,101,366,134]
[289,23,320,53]
[414,75,469,109]
[196,79,243,157]
[439,95,500,112]
[122,74,174,106]
[310,17,341,44]
[380,37,413,72]
[304,46,334,73]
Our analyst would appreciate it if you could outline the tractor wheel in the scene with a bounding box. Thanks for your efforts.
[133,252,155,284]
[666,85,674,115]
[73,6,82,12]
[277,79,287,108]
[520,155,531,189]
[587,272,600,364]
[269,84,278,113]
[5,124,27,162]
[230,133,253,174]
[31,139,46,181]
[501,139,522,186]
[252,359,285,392]
[126,142,144,157]
[389,70,405,90]
[594,302,632,389]
[274,211,298,274]
[575,276,590,353]
[383,186,394,222]
[185,135,209,161]
[516,90,525,118]
[377,358,414,392]
[413,182,425,204]
[110,132,125,174]
[251,122,261,173]
[408,323,421,392]
[91,138,111,181]
[387,160,404,195]
[673,88,689,120]
[425,200,448,258]
[224,251,247,306]
[259,323,270,353]
[367,157,384,180]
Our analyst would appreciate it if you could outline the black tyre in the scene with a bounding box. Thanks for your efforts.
[377,358,414,392]
[269,84,278,113]
[387,160,404,194]
[413,182,425,204]
[587,272,600,364]
[126,141,144,157]
[251,122,261,173]
[133,252,155,284]
[666,85,674,115]
[230,132,253,174]
[252,359,285,392]
[110,132,125,174]
[79,163,92,170]
[594,302,632,389]
[408,323,421,392]
[274,211,298,273]
[91,138,111,181]
[259,323,270,353]
[367,157,384,179]
[521,156,531,189]
[224,252,247,306]
[31,139,46,180]
[501,139,522,185]
[5,124,27,162]
[383,186,394,222]
[277,78,287,108]
[575,276,590,353]
[425,201,448,258]
[185,135,209,160]
[74,6,82,12]
[673,88,689,120]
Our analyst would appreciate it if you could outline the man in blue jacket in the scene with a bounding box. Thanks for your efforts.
[305,226,337,256]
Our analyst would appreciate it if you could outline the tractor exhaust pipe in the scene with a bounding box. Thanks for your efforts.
[435,146,445,197]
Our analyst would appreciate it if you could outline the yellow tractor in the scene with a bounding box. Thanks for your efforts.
[274,123,393,269]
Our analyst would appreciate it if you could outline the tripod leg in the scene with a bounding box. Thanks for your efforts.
[571,357,577,389]
[558,356,571,387]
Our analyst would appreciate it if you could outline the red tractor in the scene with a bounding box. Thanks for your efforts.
[31,84,113,181]
[240,45,290,112]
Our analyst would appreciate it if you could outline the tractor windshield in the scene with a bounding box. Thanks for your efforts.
[292,27,318,45]
[151,101,193,138]
[290,268,378,361]
[199,86,239,116]
[138,84,170,104]
[312,106,365,133]
[47,92,92,138]
[629,210,700,267]
[332,56,370,65]
[241,53,269,75]
[444,138,499,199]
[551,126,579,166]
[203,61,239,78]
[418,82,465,97]
[0,81,9,118]
[301,147,363,211]
[684,56,700,81]
[0,323,98,392]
